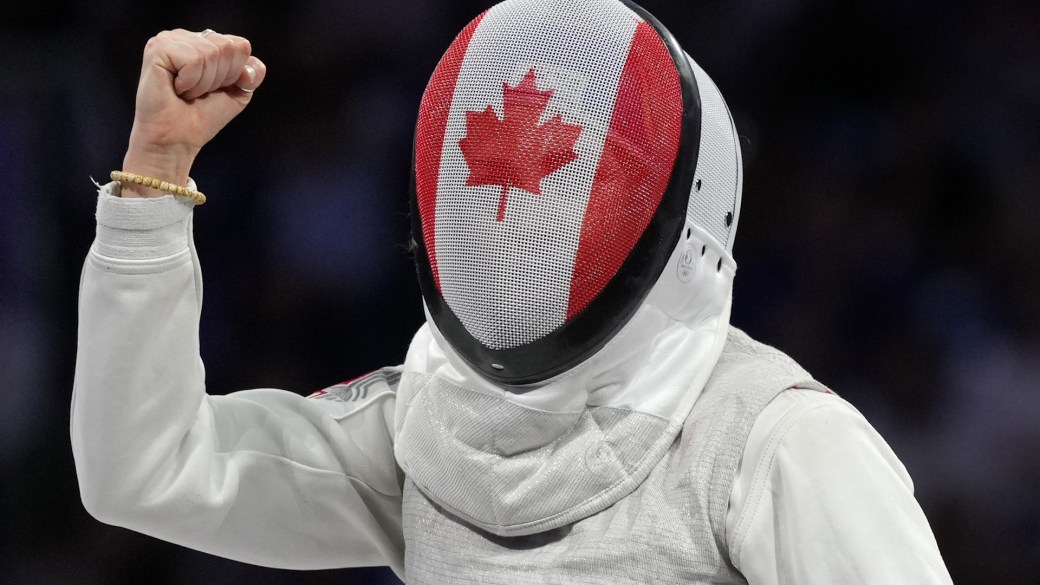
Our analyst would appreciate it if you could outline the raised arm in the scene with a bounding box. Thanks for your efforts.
[71,30,404,575]
[119,28,264,197]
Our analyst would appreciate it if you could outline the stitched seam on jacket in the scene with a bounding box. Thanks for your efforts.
[88,247,191,275]
[729,394,835,569]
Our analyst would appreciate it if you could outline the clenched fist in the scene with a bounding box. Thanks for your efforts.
[122,29,267,198]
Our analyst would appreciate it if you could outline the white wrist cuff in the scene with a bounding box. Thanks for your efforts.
[93,180,197,260]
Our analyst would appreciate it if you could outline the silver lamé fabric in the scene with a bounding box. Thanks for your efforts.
[393,370,675,536]
[396,328,827,584]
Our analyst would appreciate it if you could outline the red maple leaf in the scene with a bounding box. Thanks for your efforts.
[458,69,583,221]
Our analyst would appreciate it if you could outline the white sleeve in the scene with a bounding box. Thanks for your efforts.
[71,183,405,576]
[726,388,952,585]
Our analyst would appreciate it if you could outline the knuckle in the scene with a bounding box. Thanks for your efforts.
[220,34,251,57]
[235,37,252,55]
[143,39,168,59]
[144,29,185,56]
[186,45,208,68]
[198,41,219,62]
[145,33,167,50]
[216,37,235,56]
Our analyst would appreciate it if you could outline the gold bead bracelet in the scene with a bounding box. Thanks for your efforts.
[110,171,206,205]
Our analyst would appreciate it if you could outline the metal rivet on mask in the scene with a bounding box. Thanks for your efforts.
[491,363,504,370]
[725,211,733,226]
[695,178,702,191]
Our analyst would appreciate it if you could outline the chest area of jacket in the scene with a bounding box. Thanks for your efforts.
[399,442,740,585]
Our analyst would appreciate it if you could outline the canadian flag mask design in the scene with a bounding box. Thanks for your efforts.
[459,69,583,222]
[411,0,739,384]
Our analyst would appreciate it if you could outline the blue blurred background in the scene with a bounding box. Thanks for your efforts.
[1,0,1038,583]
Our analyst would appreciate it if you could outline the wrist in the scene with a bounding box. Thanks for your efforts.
[121,138,198,198]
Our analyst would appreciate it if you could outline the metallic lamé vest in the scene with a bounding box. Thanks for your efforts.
[400,329,824,584]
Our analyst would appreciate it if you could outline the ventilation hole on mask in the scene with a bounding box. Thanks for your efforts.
[700,245,706,256]
[725,211,733,227]
[685,227,691,240]
[491,363,504,371]
[716,258,722,272]
[695,178,702,191]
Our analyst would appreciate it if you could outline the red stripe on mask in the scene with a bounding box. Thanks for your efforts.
[414,11,487,290]
[566,20,682,320]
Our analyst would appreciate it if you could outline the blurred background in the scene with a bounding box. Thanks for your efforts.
[1,0,1037,582]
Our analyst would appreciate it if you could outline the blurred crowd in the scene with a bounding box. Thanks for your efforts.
[1,0,1037,583]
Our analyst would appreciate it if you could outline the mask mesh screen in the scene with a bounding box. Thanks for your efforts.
[415,0,683,352]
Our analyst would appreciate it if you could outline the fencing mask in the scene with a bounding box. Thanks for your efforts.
[410,0,741,385]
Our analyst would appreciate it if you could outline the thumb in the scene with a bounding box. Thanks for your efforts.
[235,56,267,94]
[196,56,267,132]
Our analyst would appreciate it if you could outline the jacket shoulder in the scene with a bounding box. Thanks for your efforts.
[307,367,402,412]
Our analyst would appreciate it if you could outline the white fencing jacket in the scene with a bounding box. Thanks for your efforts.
[72,186,952,583]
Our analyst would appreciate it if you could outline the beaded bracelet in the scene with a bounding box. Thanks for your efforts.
[110,171,207,205]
